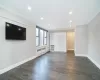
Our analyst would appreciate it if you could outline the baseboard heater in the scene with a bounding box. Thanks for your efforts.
[37,48,46,52]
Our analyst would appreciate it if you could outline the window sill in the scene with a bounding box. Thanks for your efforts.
[36,45,47,48]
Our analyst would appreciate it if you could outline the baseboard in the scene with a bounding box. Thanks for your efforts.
[51,51,66,53]
[87,56,100,69]
[0,51,48,75]
[75,54,100,69]
[0,56,37,75]
[67,49,74,51]
[75,54,87,57]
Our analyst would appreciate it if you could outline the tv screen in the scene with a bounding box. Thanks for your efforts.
[6,22,26,40]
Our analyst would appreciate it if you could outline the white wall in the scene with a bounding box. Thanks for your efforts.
[0,8,36,71]
[0,7,49,74]
[75,25,88,56]
[50,32,66,52]
[74,12,100,69]
[88,12,100,67]
[67,32,75,50]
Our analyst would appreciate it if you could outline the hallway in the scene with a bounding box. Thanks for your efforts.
[0,52,100,80]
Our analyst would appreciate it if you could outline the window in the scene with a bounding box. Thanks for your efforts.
[36,28,39,46]
[44,31,47,45]
[36,26,48,46]
[40,29,44,46]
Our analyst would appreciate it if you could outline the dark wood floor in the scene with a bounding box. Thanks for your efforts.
[0,52,100,80]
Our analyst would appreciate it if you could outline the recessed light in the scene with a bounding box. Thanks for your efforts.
[28,6,32,11]
[69,11,72,15]
[48,24,50,26]
[40,17,44,20]
[70,20,72,23]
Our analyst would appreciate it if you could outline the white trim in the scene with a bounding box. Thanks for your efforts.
[51,51,67,53]
[0,56,36,75]
[87,56,100,69]
[75,54,87,57]
[67,49,74,51]
[75,54,100,69]
[0,51,48,75]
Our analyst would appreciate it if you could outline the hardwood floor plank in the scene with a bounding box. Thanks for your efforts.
[0,52,100,80]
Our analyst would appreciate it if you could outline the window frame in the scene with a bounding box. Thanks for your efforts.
[43,31,47,45]
[36,26,48,47]
[40,29,44,46]
[36,28,40,46]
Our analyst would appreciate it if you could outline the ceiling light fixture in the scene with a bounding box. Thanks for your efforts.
[40,17,44,20]
[48,24,50,26]
[28,6,32,11]
[69,11,72,15]
[70,20,72,23]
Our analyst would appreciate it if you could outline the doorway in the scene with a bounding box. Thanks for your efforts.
[66,31,75,53]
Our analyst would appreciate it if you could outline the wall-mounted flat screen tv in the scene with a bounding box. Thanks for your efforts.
[6,22,26,40]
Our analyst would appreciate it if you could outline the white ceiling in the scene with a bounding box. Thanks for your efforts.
[0,0,100,30]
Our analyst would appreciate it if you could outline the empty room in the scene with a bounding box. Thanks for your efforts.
[0,0,100,80]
